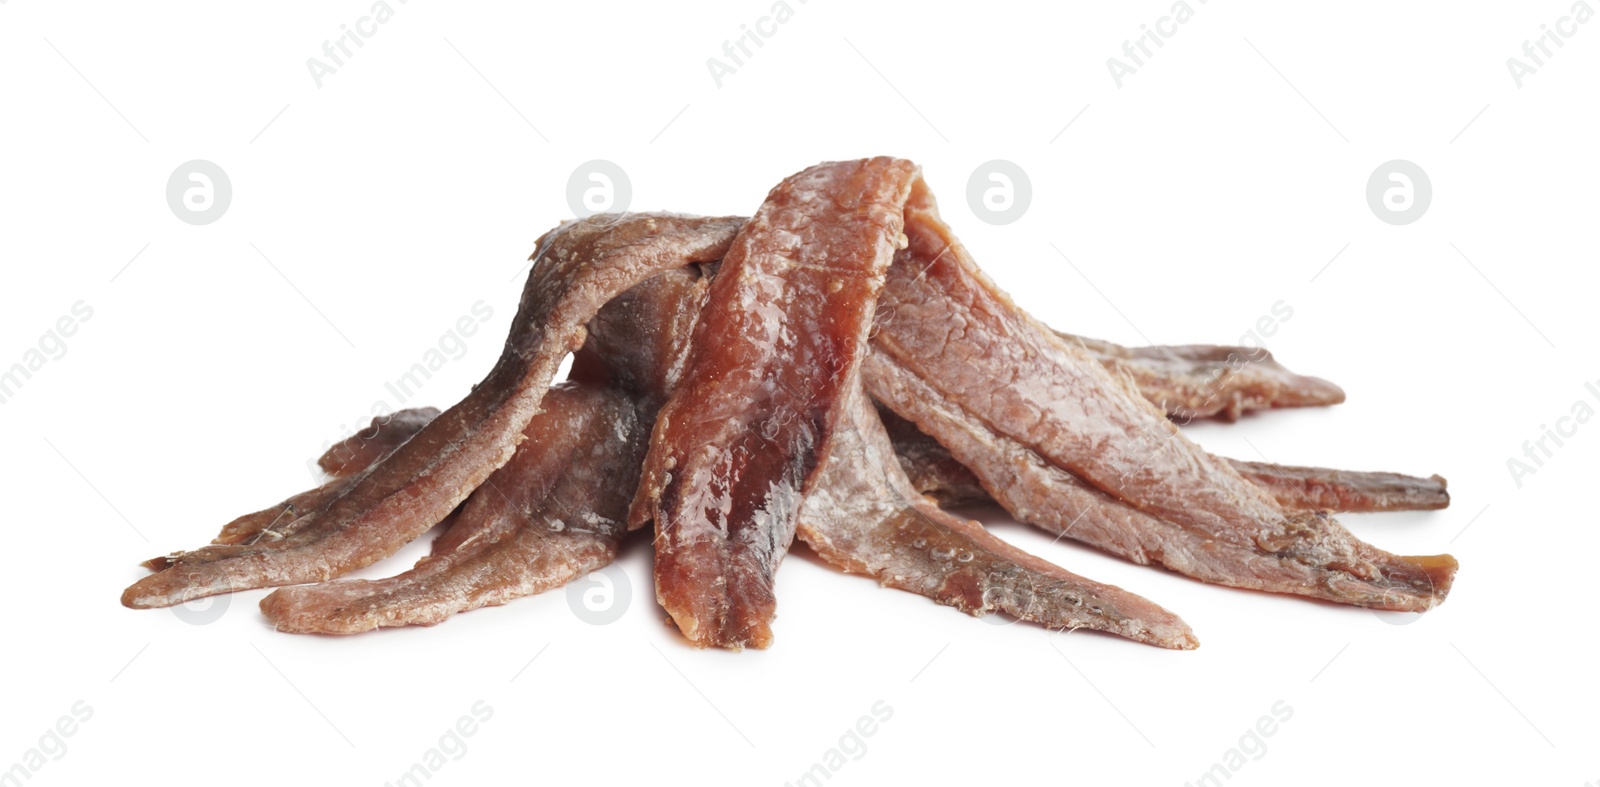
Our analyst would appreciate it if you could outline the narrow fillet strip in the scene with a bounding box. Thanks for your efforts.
[867,178,1456,610]
[317,407,443,479]
[194,408,443,552]
[629,158,919,649]
[1227,460,1449,513]
[1064,335,1345,421]
[587,267,1197,649]
[260,384,644,634]
[884,410,1450,514]
[122,214,742,609]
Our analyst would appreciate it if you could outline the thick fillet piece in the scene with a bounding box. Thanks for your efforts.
[583,266,1198,649]
[868,178,1457,611]
[799,388,1198,649]
[260,384,644,634]
[1064,335,1345,421]
[884,410,1450,514]
[123,213,743,609]
[629,158,919,649]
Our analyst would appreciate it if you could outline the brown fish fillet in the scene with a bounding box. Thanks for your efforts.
[199,482,350,553]
[884,409,1450,514]
[123,213,743,609]
[260,383,644,634]
[122,157,1454,646]
[586,267,1197,649]
[801,387,1198,649]
[867,352,1457,609]
[184,408,445,554]
[868,178,1456,610]
[568,265,712,417]
[241,269,703,634]
[629,158,919,649]
[1064,335,1345,421]
[1227,460,1449,513]
[317,407,443,478]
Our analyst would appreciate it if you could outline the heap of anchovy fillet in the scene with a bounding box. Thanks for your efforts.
[121,158,1458,650]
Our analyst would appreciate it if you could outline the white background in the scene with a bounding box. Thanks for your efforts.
[2,1,1596,784]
